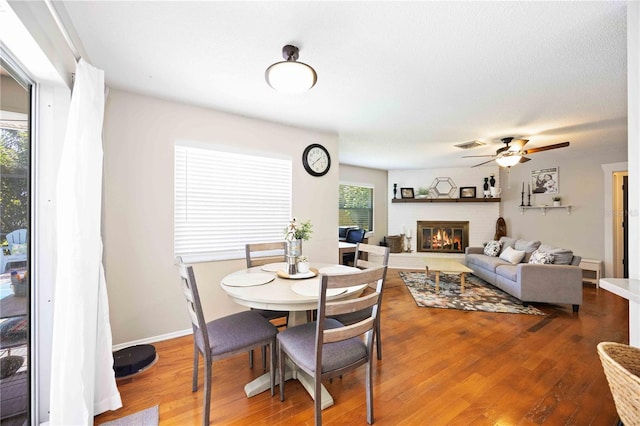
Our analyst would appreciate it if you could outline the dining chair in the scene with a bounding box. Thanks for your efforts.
[175,257,278,426]
[1,229,27,273]
[342,228,366,265]
[597,341,640,425]
[277,266,387,425]
[330,243,390,360]
[245,242,290,369]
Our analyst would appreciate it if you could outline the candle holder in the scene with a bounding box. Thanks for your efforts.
[520,189,525,207]
[527,192,532,207]
[405,235,413,253]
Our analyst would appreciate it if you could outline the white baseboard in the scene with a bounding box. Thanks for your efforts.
[112,328,192,352]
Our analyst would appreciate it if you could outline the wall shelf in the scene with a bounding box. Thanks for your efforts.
[520,205,572,215]
[391,197,500,203]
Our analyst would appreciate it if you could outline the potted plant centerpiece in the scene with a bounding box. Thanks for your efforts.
[284,218,313,274]
[296,255,310,273]
[553,196,561,207]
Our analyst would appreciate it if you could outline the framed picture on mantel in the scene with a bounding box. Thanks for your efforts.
[401,187,414,199]
[459,187,476,198]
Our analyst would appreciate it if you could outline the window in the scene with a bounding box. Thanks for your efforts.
[175,143,292,262]
[339,184,373,231]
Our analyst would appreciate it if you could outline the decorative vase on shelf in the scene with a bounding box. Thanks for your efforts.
[489,174,496,188]
[483,177,490,198]
[553,200,561,207]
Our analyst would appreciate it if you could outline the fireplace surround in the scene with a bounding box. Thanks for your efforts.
[417,221,469,253]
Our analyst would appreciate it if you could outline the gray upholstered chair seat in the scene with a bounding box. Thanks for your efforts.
[195,311,278,357]
[277,319,367,374]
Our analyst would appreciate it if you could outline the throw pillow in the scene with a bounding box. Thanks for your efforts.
[483,240,502,257]
[529,250,555,265]
[499,246,526,264]
[514,239,542,262]
[499,236,517,254]
[537,244,574,265]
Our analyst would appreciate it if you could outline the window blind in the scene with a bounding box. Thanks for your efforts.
[175,144,292,262]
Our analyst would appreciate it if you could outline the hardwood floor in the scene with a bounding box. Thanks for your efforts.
[95,271,628,425]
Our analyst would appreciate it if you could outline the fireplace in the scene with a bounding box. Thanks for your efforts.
[416,221,469,253]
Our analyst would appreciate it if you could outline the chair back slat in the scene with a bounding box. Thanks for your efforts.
[324,319,375,343]
[245,242,286,268]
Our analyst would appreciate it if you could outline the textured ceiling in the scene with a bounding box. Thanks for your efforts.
[56,1,628,170]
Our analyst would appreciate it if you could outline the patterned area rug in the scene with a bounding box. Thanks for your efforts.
[399,271,545,315]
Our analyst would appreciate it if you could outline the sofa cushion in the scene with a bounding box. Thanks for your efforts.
[466,253,510,273]
[529,250,555,264]
[496,264,518,282]
[483,240,502,257]
[499,246,526,264]
[499,236,517,254]
[514,239,541,262]
[537,244,574,265]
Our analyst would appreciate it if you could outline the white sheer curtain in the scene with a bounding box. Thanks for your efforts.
[49,59,122,424]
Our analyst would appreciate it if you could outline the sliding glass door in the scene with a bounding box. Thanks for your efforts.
[0,56,31,425]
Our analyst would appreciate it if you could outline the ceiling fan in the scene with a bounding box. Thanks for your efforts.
[463,137,570,168]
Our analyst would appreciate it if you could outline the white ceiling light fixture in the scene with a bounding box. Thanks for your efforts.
[495,155,522,168]
[265,45,317,94]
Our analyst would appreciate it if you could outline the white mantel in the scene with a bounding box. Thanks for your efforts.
[388,167,502,251]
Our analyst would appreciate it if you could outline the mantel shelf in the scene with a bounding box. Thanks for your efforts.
[391,197,500,203]
[520,205,572,215]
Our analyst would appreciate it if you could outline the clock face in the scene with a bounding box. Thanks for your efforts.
[302,144,331,176]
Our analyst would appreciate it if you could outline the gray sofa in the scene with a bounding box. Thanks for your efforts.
[465,236,583,312]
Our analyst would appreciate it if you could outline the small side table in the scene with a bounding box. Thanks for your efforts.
[579,258,602,288]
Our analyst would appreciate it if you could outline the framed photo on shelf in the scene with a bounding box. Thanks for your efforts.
[459,187,476,198]
[401,187,415,199]
[530,167,559,194]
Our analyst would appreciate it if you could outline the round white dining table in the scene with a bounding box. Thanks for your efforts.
[220,262,365,326]
[219,262,366,409]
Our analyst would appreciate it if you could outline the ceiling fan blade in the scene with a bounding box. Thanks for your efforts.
[471,159,496,167]
[519,157,531,163]
[462,154,496,158]
[523,141,570,154]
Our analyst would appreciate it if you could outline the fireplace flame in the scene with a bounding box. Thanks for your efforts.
[431,228,462,251]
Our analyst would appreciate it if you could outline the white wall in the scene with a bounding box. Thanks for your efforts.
[339,164,388,245]
[102,90,339,345]
[500,143,627,269]
[388,166,501,250]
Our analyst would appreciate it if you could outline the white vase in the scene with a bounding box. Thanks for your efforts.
[553,201,561,207]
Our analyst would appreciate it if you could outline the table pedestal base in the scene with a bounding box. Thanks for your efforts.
[243,362,334,409]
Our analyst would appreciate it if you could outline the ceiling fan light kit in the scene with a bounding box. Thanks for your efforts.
[495,155,522,168]
[265,45,317,94]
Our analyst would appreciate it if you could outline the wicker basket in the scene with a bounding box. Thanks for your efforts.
[597,342,640,426]
[386,235,403,253]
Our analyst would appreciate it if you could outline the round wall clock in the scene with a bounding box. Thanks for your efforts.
[302,144,331,177]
